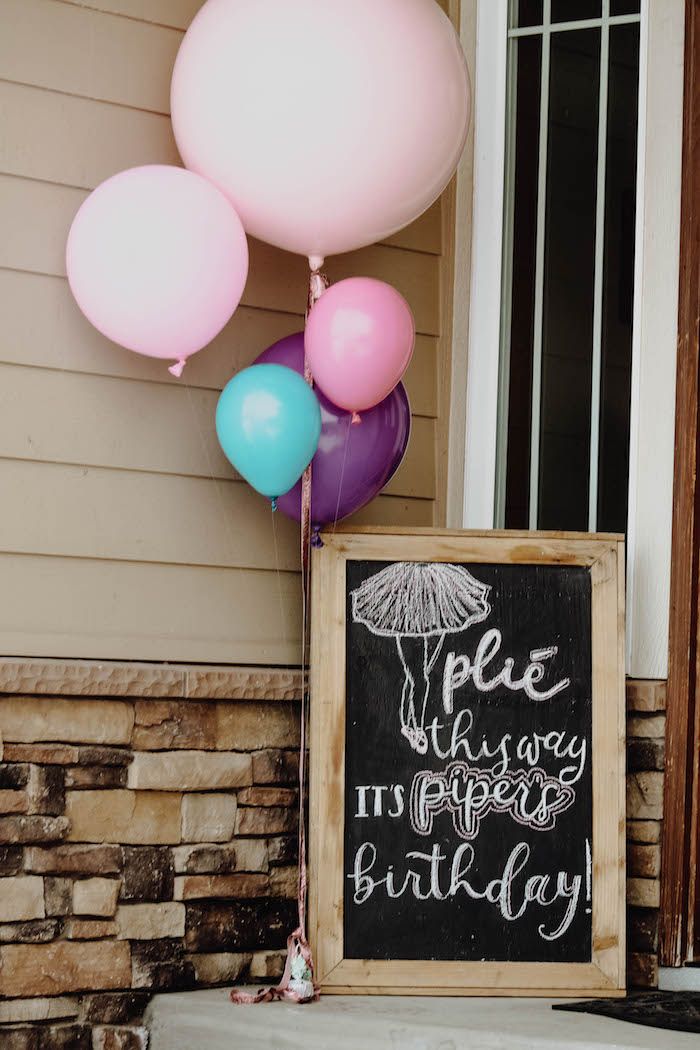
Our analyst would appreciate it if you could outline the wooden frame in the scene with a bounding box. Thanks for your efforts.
[309,527,626,996]
[660,0,700,969]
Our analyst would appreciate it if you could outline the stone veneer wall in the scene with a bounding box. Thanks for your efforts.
[626,679,666,990]
[0,662,302,1049]
[0,664,667,1047]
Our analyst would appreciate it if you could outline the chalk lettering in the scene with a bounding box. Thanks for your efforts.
[409,761,575,840]
[349,840,583,941]
[442,631,570,715]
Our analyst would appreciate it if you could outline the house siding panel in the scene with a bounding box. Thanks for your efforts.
[0,0,452,663]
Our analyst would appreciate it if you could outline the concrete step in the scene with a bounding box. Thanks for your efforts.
[145,988,698,1050]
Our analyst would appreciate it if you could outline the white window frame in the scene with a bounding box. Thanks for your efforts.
[457,0,684,679]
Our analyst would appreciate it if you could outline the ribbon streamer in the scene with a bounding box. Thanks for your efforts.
[231,262,328,1007]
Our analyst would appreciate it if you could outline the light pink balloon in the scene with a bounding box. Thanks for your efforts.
[171,0,470,261]
[305,278,415,415]
[66,165,249,376]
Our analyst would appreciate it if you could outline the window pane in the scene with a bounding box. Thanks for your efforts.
[500,18,640,534]
[597,23,640,532]
[503,36,543,529]
[538,28,601,530]
[551,1,601,23]
[610,0,640,14]
[510,0,544,29]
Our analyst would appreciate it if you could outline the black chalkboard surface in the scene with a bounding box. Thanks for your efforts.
[345,560,592,964]
[309,529,625,997]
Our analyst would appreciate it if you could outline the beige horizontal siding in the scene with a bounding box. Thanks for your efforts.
[0,175,440,334]
[348,496,434,530]
[0,460,431,572]
[0,461,299,571]
[0,81,181,186]
[55,0,451,32]
[0,0,181,113]
[0,554,301,663]
[52,0,204,31]
[0,271,439,416]
[0,0,453,663]
[0,363,435,493]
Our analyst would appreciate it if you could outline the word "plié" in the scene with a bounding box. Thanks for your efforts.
[442,628,571,713]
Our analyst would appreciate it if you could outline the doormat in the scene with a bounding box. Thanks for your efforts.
[553,992,700,1034]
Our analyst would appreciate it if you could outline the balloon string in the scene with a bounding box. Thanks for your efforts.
[232,264,327,1007]
[307,268,328,315]
[297,262,327,974]
[304,265,328,557]
[270,503,287,650]
[331,415,352,538]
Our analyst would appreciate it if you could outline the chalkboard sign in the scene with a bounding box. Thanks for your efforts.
[310,529,625,997]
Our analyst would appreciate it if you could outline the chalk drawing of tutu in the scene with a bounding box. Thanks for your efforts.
[351,563,491,754]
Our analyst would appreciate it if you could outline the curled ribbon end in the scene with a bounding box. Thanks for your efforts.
[351,411,362,426]
[230,930,319,1006]
[271,498,278,513]
[168,359,186,378]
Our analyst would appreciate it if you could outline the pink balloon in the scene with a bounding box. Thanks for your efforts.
[305,278,415,414]
[66,165,249,376]
[171,0,470,261]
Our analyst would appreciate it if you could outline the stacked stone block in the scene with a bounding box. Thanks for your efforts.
[626,680,666,988]
[0,693,300,1048]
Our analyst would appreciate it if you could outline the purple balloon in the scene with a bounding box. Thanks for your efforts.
[256,333,411,527]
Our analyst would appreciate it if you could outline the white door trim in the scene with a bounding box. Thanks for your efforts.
[625,0,684,679]
[460,0,509,531]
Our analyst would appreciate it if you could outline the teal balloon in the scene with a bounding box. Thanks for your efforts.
[216,364,322,500]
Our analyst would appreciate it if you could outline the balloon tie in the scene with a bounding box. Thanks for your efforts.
[351,411,361,426]
[271,497,278,513]
[311,528,324,549]
[308,253,325,275]
[168,359,187,378]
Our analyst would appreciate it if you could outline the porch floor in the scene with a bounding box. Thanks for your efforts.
[145,988,698,1049]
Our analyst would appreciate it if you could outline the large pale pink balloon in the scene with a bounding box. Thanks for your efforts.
[305,278,415,414]
[171,0,470,261]
[66,165,249,376]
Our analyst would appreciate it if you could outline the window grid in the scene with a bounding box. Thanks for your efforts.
[527,0,551,530]
[508,14,640,37]
[499,0,642,531]
[588,0,611,531]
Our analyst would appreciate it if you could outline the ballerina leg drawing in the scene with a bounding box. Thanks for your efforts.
[351,562,491,754]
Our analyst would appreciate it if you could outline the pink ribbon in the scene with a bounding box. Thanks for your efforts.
[231,262,328,1007]
[229,928,317,1005]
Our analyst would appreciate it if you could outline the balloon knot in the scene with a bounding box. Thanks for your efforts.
[351,411,362,425]
[271,498,278,513]
[168,359,186,378]
[311,529,324,549]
